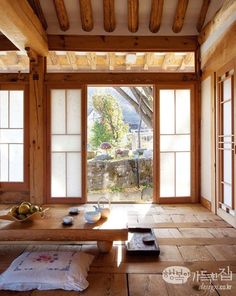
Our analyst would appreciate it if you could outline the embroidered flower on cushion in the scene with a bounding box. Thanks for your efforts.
[33,253,59,263]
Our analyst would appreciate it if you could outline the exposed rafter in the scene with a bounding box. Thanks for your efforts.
[179,52,194,70]
[53,0,70,31]
[144,53,154,70]
[172,0,189,33]
[0,0,48,55]
[149,0,164,33]
[128,0,139,33]
[67,52,78,70]
[198,0,236,45]
[161,53,175,70]
[79,0,94,32]
[87,52,96,70]
[107,52,115,70]
[197,0,211,33]
[28,0,48,30]
[103,0,116,32]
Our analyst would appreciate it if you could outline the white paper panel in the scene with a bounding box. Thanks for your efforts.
[10,91,23,128]
[67,153,81,197]
[52,135,81,152]
[0,144,8,181]
[223,183,232,207]
[67,90,81,134]
[0,91,8,128]
[51,153,66,197]
[176,89,190,134]
[51,90,66,134]
[201,77,212,202]
[9,144,23,181]
[223,101,231,135]
[223,78,231,100]
[176,152,190,196]
[160,90,175,134]
[223,150,232,184]
[0,129,23,144]
[160,135,190,152]
[160,153,175,197]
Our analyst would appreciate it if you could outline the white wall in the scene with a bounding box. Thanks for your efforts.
[201,77,213,202]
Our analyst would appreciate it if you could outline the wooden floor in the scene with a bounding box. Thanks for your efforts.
[0,204,236,295]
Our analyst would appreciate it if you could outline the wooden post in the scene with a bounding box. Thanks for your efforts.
[28,48,46,205]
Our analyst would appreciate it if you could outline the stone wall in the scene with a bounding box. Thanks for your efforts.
[87,158,153,191]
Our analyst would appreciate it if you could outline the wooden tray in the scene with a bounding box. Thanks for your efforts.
[126,227,160,256]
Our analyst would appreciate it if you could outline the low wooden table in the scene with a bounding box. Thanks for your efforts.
[0,206,128,253]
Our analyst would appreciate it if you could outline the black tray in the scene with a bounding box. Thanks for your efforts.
[126,227,160,256]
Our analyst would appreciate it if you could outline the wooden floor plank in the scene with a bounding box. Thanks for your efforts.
[206,245,236,261]
[157,237,236,246]
[129,222,231,228]
[178,246,216,262]
[158,245,183,261]
[171,214,199,223]
[207,228,236,238]
[178,228,215,238]
[128,274,168,296]
[153,228,183,238]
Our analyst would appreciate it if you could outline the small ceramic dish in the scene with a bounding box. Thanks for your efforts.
[62,216,74,226]
[84,211,101,224]
[69,207,79,215]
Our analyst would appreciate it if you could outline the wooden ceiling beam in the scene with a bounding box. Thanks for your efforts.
[28,0,48,30]
[196,0,211,33]
[128,0,139,33]
[149,0,164,33]
[198,0,236,45]
[53,0,70,31]
[0,0,48,55]
[0,36,18,51]
[103,0,116,32]
[79,0,94,32]
[172,0,189,33]
[48,35,198,52]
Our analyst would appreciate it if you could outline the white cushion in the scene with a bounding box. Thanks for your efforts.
[0,251,94,291]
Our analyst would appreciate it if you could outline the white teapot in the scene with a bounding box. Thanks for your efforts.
[94,197,111,219]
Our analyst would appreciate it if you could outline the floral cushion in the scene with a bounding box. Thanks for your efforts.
[0,251,94,291]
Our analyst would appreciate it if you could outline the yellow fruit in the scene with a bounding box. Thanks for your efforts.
[18,204,30,215]
[10,206,19,217]
[30,205,39,213]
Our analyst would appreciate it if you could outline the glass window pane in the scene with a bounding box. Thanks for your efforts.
[223,150,232,184]
[160,153,175,197]
[51,90,66,134]
[223,101,231,135]
[0,144,8,181]
[51,135,81,152]
[160,135,190,152]
[0,129,23,144]
[9,144,23,181]
[223,78,231,100]
[10,91,23,128]
[160,90,175,134]
[176,152,190,196]
[0,91,8,128]
[176,90,190,134]
[223,183,232,207]
[67,90,81,134]
[67,152,81,197]
[51,153,66,197]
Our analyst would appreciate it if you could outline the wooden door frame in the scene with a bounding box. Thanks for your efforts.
[154,82,199,204]
[216,59,236,226]
[0,83,29,193]
[45,83,87,204]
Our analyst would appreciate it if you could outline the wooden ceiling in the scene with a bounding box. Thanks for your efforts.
[0,51,195,73]
[27,0,224,36]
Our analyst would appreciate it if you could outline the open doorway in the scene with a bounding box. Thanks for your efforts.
[87,86,154,202]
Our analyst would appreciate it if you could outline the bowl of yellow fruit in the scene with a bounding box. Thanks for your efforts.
[0,202,48,222]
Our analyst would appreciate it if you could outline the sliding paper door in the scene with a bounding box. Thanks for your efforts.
[157,86,194,202]
[48,88,85,203]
